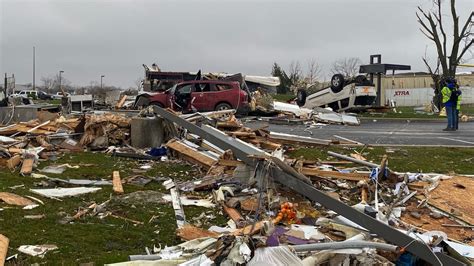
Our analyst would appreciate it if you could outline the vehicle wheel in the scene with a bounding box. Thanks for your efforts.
[215,102,232,111]
[330,74,345,93]
[355,75,367,85]
[296,89,307,106]
[150,102,164,108]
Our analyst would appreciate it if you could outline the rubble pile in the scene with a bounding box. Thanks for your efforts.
[0,107,472,265]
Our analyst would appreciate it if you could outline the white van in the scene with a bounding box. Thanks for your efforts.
[297,74,377,112]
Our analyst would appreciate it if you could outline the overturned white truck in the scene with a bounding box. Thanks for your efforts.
[296,74,377,112]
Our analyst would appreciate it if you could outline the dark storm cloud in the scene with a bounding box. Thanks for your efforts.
[0,0,472,88]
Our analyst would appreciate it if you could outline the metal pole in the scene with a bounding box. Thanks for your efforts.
[59,70,64,94]
[101,75,104,89]
[33,46,36,91]
[3,73,7,96]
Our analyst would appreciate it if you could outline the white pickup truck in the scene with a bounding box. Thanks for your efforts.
[297,74,376,112]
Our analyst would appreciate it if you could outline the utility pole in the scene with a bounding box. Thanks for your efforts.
[101,75,105,89]
[3,73,7,96]
[33,46,36,91]
[59,70,64,94]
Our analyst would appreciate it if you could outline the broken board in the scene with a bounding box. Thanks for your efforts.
[112,171,124,194]
[176,224,219,241]
[0,234,8,265]
[20,158,34,175]
[417,176,474,225]
[0,192,35,206]
[7,155,21,170]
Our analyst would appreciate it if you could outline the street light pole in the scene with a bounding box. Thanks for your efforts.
[101,75,105,89]
[59,70,64,95]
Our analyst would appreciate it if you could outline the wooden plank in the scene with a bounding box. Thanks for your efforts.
[112,171,124,194]
[301,168,368,181]
[7,155,21,170]
[115,95,127,109]
[222,204,245,228]
[217,159,243,167]
[8,148,23,154]
[227,131,256,138]
[0,234,8,266]
[176,225,219,241]
[0,192,35,206]
[170,188,186,228]
[166,139,216,169]
[20,158,34,176]
[232,221,265,236]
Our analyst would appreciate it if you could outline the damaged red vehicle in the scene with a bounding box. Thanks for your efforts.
[135,80,250,114]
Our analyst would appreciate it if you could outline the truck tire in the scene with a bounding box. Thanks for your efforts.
[296,89,307,106]
[331,74,345,93]
[355,75,366,84]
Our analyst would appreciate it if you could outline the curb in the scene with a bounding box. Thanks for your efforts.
[358,117,474,123]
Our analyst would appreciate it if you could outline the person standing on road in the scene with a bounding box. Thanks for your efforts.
[441,79,457,131]
[455,82,462,130]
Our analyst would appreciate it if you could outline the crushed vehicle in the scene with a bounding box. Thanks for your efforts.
[296,74,376,111]
[134,80,250,114]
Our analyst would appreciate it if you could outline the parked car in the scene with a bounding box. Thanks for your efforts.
[38,91,53,100]
[52,92,70,99]
[11,90,39,99]
[134,80,250,114]
[296,74,376,112]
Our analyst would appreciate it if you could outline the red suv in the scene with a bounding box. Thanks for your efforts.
[138,80,250,114]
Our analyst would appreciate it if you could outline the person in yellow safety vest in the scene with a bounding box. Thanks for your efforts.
[441,78,458,131]
[455,84,462,130]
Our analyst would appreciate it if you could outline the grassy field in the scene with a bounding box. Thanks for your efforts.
[271,94,295,102]
[288,146,474,174]
[1,152,227,265]
[2,146,474,264]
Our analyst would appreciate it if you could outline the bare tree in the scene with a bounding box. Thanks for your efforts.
[417,0,473,77]
[330,57,362,77]
[134,77,143,90]
[288,61,304,92]
[416,0,473,108]
[40,76,55,93]
[306,58,322,85]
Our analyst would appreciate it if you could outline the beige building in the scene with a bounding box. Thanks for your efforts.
[380,73,474,106]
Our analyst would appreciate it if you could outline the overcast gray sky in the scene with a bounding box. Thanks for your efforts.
[1,0,472,88]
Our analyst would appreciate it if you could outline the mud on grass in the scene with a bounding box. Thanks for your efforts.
[1,152,226,265]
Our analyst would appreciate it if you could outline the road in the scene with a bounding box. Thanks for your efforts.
[245,119,474,147]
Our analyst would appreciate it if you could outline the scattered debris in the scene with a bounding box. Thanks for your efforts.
[0,192,35,206]
[30,187,101,199]
[0,234,8,265]
[17,244,58,258]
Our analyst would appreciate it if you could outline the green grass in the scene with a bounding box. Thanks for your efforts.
[271,94,295,102]
[2,147,474,264]
[1,152,226,265]
[288,146,474,174]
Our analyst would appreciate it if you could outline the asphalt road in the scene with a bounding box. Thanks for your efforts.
[245,119,474,147]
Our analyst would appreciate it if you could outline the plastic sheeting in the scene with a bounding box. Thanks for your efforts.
[248,246,303,266]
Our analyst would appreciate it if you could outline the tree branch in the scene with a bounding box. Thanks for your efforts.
[435,0,447,60]
[457,39,474,63]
